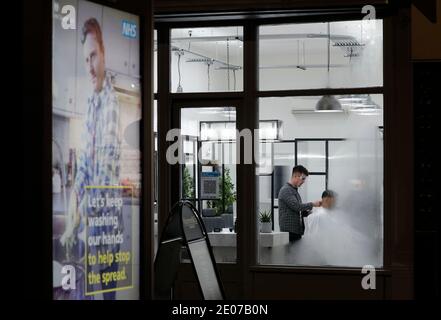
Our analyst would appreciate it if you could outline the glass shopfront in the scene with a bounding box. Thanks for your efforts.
[27,0,412,300]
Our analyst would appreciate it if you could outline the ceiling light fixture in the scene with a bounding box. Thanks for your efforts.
[316,22,342,112]
[176,49,184,93]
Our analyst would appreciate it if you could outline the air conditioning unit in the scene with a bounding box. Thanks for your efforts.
[291,108,347,115]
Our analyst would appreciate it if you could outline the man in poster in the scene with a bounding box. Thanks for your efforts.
[60,17,123,300]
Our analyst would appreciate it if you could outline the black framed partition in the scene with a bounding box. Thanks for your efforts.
[260,138,345,230]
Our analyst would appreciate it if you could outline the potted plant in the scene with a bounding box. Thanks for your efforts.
[259,209,272,233]
[207,167,236,215]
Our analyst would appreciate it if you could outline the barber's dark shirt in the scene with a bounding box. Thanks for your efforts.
[278,183,313,235]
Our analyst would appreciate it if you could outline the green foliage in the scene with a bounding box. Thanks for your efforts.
[182,166,194,199]
[221,167,236,212]
[208,168,236,215]
[259,209,272,223]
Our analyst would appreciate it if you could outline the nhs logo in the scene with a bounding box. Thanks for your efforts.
[122,20,137,39]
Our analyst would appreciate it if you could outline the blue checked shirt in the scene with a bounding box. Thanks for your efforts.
[74,72,123,257]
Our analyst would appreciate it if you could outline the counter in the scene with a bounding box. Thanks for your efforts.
[207,231,289,248]
[206,231,289,263]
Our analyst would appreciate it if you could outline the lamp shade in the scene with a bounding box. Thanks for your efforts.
[315,95,342,111]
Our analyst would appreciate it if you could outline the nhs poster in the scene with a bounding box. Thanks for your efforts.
[52,0,141,300]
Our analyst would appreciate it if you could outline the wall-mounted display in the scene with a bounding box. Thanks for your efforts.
[52,0,141,300]
[200,172,221,199]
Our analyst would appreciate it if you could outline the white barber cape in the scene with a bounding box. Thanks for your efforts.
[288,207,373,267]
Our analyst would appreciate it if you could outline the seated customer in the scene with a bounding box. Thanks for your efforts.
[298,189,372,266]
[321,190,336,209]
[304,190,336,235]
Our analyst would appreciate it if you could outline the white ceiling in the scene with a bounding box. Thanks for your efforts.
[169,20,382,64]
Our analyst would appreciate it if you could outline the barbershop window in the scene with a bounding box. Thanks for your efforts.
[169,26,243,264]
[256,20,384,268]
[259,20,383,90]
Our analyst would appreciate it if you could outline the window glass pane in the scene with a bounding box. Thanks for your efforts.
[259,120,281,140]
[181,107,237,263]
[297,141,326,173]
[328,130,384,266]
[257,142,272,175]
[184,140,195,154]
[273,142,295,197]
[52,0,141,299]
[171,27,243,93]
[298,175,326,204]
[258,175,273,213]
[274,142,295,166]
[259,20,383,90]
[257,95,383,267]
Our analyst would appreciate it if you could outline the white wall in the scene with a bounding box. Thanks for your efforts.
[260,96,383,140]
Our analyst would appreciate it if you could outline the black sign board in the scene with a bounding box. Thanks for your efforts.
[154,201,225,300]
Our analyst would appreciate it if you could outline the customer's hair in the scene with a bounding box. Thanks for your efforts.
[292,165,309,177]
[81,18,105,53]
[322,190,336,198]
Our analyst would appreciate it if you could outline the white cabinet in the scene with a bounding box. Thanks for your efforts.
[52,0,77,116]
[102,7,131,76]
[128,13,140,77]
[102,8,140,78]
